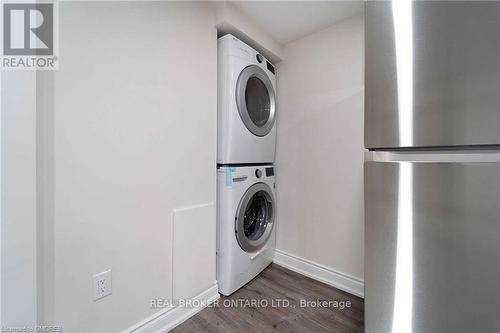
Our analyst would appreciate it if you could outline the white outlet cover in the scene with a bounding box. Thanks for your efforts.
[93,269,112,301]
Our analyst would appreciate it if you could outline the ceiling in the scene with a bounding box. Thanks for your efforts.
[232,1,364,45]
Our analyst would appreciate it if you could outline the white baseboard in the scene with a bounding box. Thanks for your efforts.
[124,252,362,332]
[273,249,364,298]
[125,283,220,333]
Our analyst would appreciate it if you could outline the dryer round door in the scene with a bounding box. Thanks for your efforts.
[235,182,275,253]
[236,65,276,137]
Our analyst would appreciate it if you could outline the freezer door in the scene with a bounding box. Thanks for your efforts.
[365,161,500,332]
[365,2,500,149]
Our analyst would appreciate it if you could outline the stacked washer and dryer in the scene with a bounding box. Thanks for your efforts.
[217,35,277,296]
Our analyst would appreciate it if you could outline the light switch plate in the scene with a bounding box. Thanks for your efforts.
[93,269,112,301]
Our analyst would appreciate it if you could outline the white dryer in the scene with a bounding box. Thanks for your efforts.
[218,34,277,164]
[217,165,276,295]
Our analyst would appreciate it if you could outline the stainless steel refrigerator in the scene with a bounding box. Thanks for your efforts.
[364,1,500,332]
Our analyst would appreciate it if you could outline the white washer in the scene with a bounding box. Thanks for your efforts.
[217,165,276,295]
[218,34,277,164]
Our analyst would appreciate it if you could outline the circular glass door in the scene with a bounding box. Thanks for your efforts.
[235,183,275,253]
[236,65,276,137]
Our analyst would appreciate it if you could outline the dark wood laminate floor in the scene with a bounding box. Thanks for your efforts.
[170,264,364,333]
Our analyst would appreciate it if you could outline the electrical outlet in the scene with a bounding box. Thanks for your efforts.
[93,269,112,301]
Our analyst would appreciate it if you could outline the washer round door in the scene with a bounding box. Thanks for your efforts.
[235,182,275,253]
[236,65,276,137]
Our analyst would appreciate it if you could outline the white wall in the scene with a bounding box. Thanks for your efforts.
[36,2,217,331]
[214,1,283,63]
[1,72,38,327]
[275,15,365,281]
